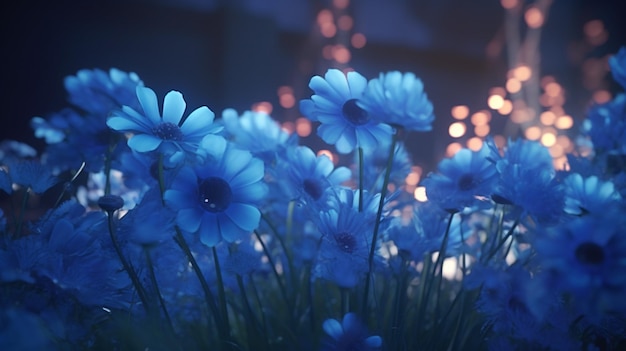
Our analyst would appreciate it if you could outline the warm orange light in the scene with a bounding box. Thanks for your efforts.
[541,132,557,147]
[451,105,469,120]
[592,90,611,104]
[493,135,506,150]
[320,23,337,38]
[557,135,573,152]
[332,45,351,63]
[498,100,513,115]
[488,95,505,110]
[506,78,522,93]
[541,75,556,87]
[279,94,295,109]
[467,137,483,151]
[524,126,541,140]
[277,86,293,96]
[322,45,334,60]
[553,156,569,171]
[549,144,564,158]
[317,9,333,25]
[525,7,544,28]
[296,117,312,137]
[351,33,367,48]
[405,172,420,186]
[282,121,295,134]
[555,115,573,129]
[317,149,335,164]
[500,0,518,9]
[414,186,428,202]
[471,111,491,126]
[338,15,353,31]
[513,65,532,82]
[490,87,507,97]
[448,122,466,138]
[540,111,556,125]
[474,124,490,137]
[252,101,273,114]
[544,82,562,97]
[333,0,350,9]
[446,142,463,157]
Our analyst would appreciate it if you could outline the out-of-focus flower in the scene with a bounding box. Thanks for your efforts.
[422,144,497,213]
[300,69,393,154]
[164,135,267,246]
[321,312,382,351]
[0,159,58,194]
[562,173,622,216]
[582,93,626,155]
[107,86,222,165]
[609,46,626,90]
[359,140,412,191]
[360,71,435,131]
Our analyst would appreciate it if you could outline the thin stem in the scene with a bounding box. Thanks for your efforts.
[485,218,519,262]
[358,147,364,213]
[106,212,150,314]
[362,130,398,316]
[212,246,232,343]
[14,189,30,238]
[145,247,176,337]
[253,230,292,313]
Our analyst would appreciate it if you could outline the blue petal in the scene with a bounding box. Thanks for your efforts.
[164,189,197,210]
[322,318,343,340]
[233,182,267,203]
[176,208,203,233]
[299,100,318,121]
[106,116,143,133]
[365,336,383,348]
[318,123,348,144]
[324,69,350,99]
[225,203,260,231]
[217,214,246,242]
[199,214,221,246]
[181,106,215,137]
[136,86,161,124]
[342,312,359,330]
[128,134,162,152]
[230,159,264,188]
[346,71,367,95]
[162,90,186,125]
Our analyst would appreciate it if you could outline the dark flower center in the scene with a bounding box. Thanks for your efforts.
[335,232,357,253]
[152,122,183,141]
[342,99,370,126]
[303,178,324,200]
[575,241,605,265]
[199,177,232,212]
[458,174,475,191]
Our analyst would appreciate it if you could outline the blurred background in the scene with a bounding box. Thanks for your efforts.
[1,0,625,176]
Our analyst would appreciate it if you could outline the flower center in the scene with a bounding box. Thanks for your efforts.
[457,174,475,191]
[342,99,369,126]
[152,122,183,141]
[199,177,232,212]
[575,241,605,265]
[335,232,357,253]
[303,178,324,200]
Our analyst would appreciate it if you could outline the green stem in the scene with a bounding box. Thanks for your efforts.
[362,130,398,316]
[485,218,519,262]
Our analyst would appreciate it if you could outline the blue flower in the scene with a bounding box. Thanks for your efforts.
[300,69,393,154]
[609,46,626,90]
[421,144,497,212]
[321,312,382,351]
[284,145,351,205]
[164,135,267,246]
[313,203,376,288]
[359,71,435,131]
[0,168,11,194]
[221,108,297,163]
[1,159,58,194]
[107,86,222,165]
[563,173,622,216]
[582,93,626,155]
[359,140,412,191]
[533,212,626,320]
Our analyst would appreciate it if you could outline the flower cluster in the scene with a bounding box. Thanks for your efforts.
[1,48,626,350]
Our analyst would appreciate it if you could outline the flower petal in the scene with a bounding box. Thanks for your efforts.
[322,318,343,341]
[128,134,162,152]
[225,203,260,231]
[181,106,215,137]
[162,90,186,125]
[136,86,161,124]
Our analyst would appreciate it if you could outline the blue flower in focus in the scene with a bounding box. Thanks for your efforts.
[360,71,435,131]
[321,312,382,351]
[284,145,351,205]
[221,108,296,163]
[164,135,267,246]
[107,86,222,165]
[300,69,393,154]
[609,46,626,90]
[421,144,497,213]
[563,173,622,216]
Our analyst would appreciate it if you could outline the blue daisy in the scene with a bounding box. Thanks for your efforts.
[164,135,267,246]
[563,173,622,216]
[1,159,58,194]
[421,144,497,213]
[283,145,351,205]
[107,86,222,165]
[300,69,393,154]
[321,312,382,351]
[359,71,435,131]
[582,93,626,155]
